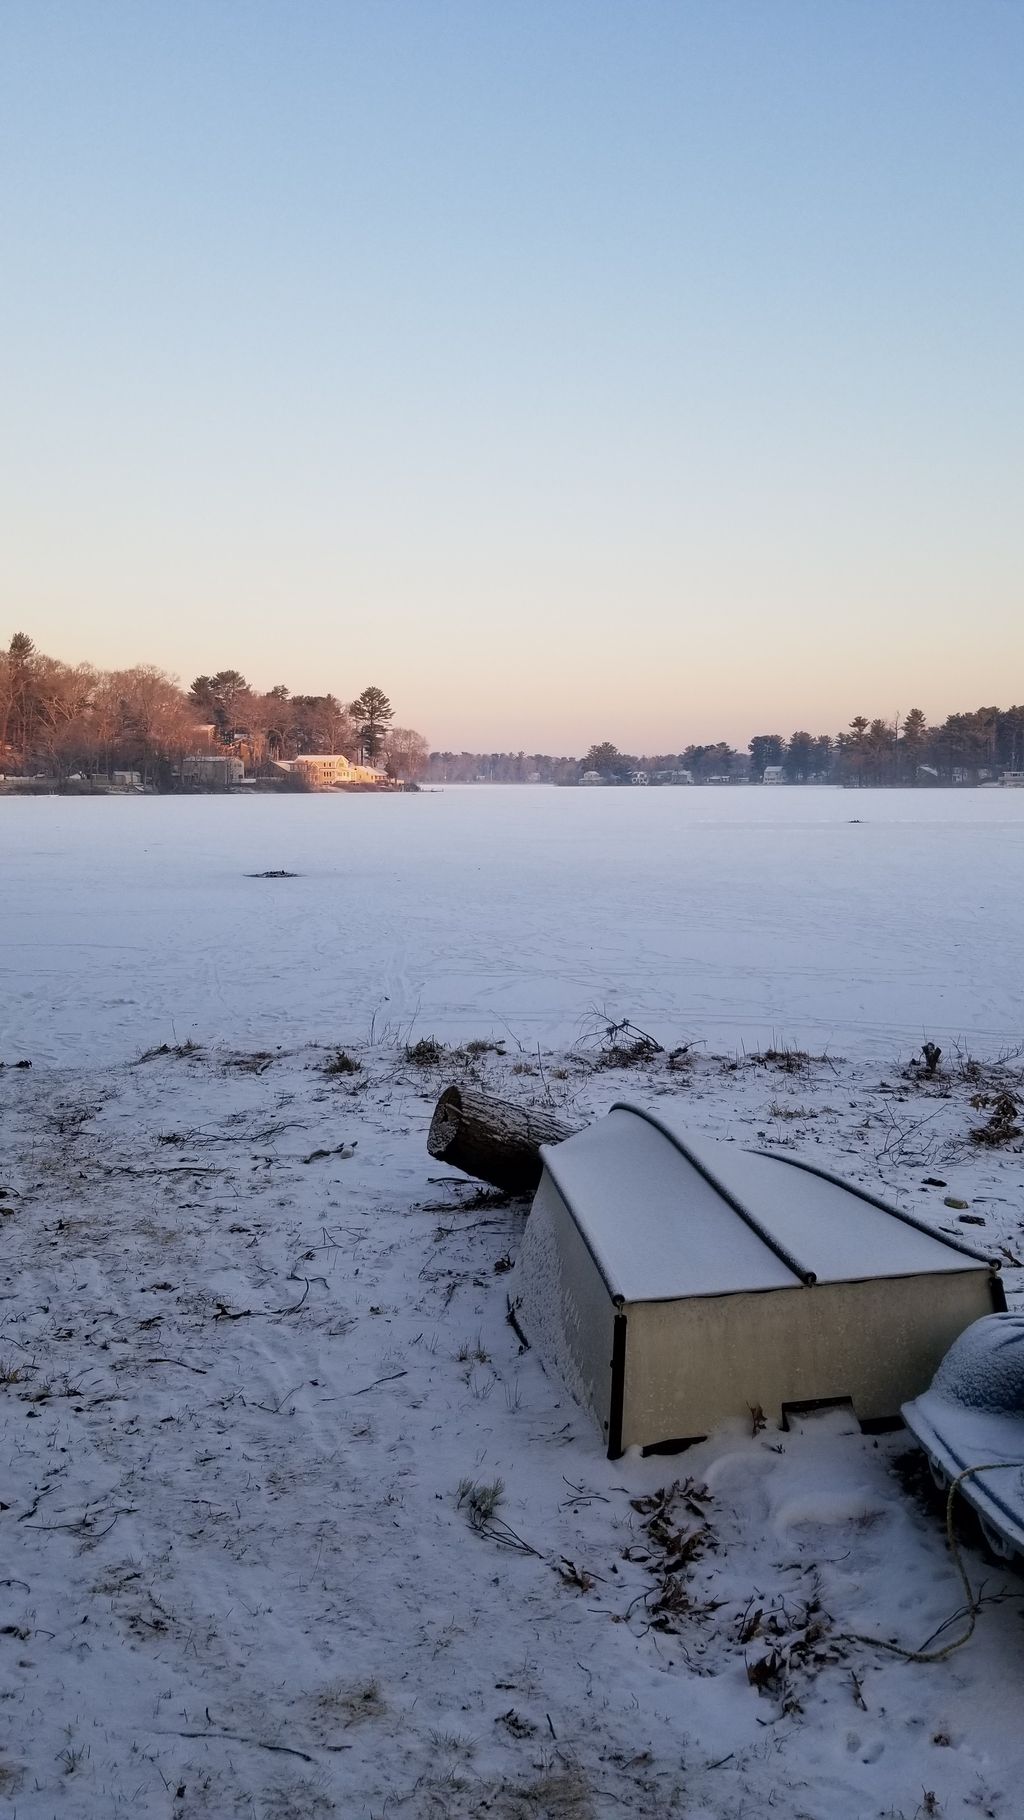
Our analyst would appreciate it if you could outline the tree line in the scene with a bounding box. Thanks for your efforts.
[428,705,1024,786]
[5,629,1020,789]
[0,633,429,784]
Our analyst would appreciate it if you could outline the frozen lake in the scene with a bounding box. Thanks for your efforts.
[2,786,1022,1065]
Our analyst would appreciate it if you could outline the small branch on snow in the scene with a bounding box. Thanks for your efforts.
[22,1507,135,1537]
[275,1278,311,1315]
[251,1382,305,1416]
[506,1295,530,1351]
[353,1370,408,1395]
[161,1731,315,1763]
[102,1164,227,1177]
[301,1142,356,1165]
[17,1489,52,1523]
[473,1515,543,1556]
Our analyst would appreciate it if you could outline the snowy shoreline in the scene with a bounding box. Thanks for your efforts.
[2,1033,1022,1817]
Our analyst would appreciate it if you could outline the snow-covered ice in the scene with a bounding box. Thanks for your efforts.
[3,785,1024,1064]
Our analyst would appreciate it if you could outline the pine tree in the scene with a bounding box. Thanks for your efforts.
[349,686,394,761]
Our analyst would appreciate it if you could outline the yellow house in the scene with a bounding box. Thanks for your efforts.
[276,755,389,789]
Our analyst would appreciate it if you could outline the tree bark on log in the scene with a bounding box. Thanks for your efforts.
[427,1084,580,1195]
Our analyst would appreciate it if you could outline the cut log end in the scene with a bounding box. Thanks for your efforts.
[427,1087,462,1157]
[427,1082,579,1195]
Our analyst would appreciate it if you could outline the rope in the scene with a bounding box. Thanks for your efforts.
[843,1462,1020,1664]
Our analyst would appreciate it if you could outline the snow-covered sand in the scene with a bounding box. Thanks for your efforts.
[2,791,1023,1816]
[3,786,1023,1064]
[2,1035,1023,1818]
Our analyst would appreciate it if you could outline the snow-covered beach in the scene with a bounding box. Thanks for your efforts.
[2,789,1023,1818]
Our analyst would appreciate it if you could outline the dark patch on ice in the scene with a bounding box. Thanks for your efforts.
[246,869,300,878]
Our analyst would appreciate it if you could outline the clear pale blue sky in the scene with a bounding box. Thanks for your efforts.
[1,1,1021,750]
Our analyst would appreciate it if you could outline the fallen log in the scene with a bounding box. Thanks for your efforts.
[427,1084,580,1195]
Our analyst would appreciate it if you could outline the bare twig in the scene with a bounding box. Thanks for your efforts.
[161,1731,314,1763]
[102,1164,227,1178]
[23,1507,134,1536]
[301,1143,356,1165]
[473,1515,543,1556]
[275,1278,310,1315]
[506,1295,530,1350]
[252,1382,304,1416]
[353,1370,408,1396]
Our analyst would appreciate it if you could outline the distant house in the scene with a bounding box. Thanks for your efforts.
[111,769,143,791]
[630,771,650,786]
[275,754,388,790]
[1002,771,1024,788]
[651,769,693,786]
[762,765,784,784]
[183,754,244,789]
[580,770,605,786]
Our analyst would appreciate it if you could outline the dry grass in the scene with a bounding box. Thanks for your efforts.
[455,1333,490,1364]
[456,1476,505,1525]
[406,1037,456,1067]
[491,1769,593,1819]
[969,1090,1022,1146]
[314,1676,386,1727]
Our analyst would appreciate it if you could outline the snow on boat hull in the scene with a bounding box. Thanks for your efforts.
[517,1103,1003,1456]
[902,1313,1024,1560]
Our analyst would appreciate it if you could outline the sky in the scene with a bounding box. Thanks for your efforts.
[1,1,1022,753]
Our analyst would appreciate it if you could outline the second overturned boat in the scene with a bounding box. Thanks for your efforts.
[903,1312,1024,1561]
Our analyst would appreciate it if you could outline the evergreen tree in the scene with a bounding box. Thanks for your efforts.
[748,734,784,779]
[584,741,627,778]
[349,686,394,761]
[784,731,815,781]
[898,708,928,781]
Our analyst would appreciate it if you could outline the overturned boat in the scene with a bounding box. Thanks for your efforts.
[902,1313,1024,1560]
[515,1102,1004,1457]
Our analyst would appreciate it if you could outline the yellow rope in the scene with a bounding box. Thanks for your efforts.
[843,1461,1020,1664]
